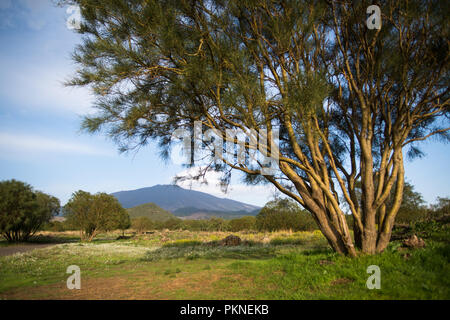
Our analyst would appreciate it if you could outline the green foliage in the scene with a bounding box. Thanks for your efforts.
[412,220,450,243]
[132,216,231,232]
[161,218,183,230]
[391,196,450,243]
[429,197,450,219]
[175,219,210,231]
[0,180,60,242]
[131,216,154,233]
[117,208,131,235]
[127,202,176,221]
[42,220,66,232]
[390,182,427,224]
[153,217,228,232]
[408,197,450,242]
[256,199,317,232]
[203,217,229,231]
[229,216,256,232]
[64,190,129,241]
[351,181,428,225]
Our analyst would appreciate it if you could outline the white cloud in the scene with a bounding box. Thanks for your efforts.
[0,132,113,157]
[173,166,278,207]
[0,1,95,116]
[0,62,95,115]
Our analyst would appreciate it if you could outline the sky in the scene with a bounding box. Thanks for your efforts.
[0,0,448,207]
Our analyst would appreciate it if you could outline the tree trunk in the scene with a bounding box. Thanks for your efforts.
[353,220,362,250]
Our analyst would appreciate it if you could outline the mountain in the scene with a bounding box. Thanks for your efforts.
[111,184,260,218]
[127,203,176,221]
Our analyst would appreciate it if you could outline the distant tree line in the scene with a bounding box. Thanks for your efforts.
[129,191,450,233]
[1,179,448,242]
[130,199,318,233]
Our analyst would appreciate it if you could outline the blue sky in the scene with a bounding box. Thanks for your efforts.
[0,0,448,207]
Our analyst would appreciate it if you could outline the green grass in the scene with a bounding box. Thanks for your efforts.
[0,243,149,292]
[229,241,450,299]
[0,229,448,299]
[142,244,278,261]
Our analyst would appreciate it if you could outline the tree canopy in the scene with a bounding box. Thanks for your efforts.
[64,190,129,241]
[0,180,60,242]
[65,0,449,255]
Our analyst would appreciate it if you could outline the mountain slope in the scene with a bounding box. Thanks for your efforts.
[111,184,260,216]
[127,202,176,221]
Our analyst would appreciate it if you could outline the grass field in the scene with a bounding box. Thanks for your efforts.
[0,229,449,299]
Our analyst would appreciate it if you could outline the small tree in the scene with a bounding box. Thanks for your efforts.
[64,190,127,241]
[256,199,316,232]
[0,180,60,242]
[114,208,131,236]
[131,216,154,233]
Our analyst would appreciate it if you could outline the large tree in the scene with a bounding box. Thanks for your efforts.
[65,0,449,255]
[0,180,60,242]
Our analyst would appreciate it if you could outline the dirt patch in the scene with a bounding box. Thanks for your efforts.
[0,244,57,257]
[0,269,253,300]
